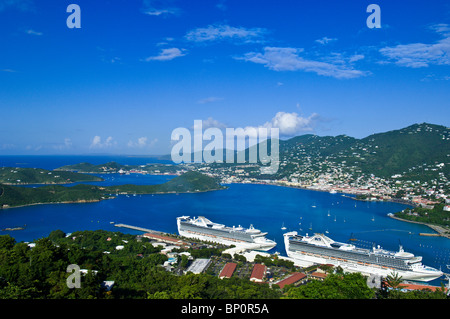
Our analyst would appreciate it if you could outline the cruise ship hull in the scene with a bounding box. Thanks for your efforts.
[285,249,442,282]
[284,232,443,282]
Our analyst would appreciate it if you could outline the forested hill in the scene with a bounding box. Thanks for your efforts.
[274,123,449,181]
[0,167,103,185]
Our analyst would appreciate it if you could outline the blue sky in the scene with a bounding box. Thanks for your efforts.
[0,0,449,155]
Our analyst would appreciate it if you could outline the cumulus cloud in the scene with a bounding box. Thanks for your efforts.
[236,47,367,79]
[144,48,186,61]
[185,24,267,43]
[90,136,115,149]
[379,23,450,68]
[261,111,319,136]
[128,137,158,148]
[192,112,318,138]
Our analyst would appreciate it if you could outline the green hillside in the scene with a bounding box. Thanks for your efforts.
[337,123,449,178]
[269,123,449,181]
[106,171,226,194]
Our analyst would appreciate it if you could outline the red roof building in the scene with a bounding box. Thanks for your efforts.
[310,271,327,281]
[383,281,448,293]
[250,264,266,282]
[219,262,237,279]
[276,272,307,289]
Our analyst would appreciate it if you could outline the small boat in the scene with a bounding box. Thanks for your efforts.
[281,222,287,230]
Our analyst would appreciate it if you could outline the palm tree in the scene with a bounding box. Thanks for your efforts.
[385,272,404,290]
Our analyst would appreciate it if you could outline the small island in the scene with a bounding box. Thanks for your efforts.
[0,171,225,209]
[0,167,103,185]
[55,161,180,175]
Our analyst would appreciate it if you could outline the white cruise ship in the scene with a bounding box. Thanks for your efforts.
[177,216,276,251]
[284,231,443,282]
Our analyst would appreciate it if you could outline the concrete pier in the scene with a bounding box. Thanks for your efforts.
[114,223,164,235]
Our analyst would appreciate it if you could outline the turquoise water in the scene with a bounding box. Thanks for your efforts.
[1,156,450,285]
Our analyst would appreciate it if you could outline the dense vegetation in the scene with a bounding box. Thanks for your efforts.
[0,167,103,185]
[0,230,278,299]
[0,171,225,208]
[269,123,449,181]
[56,161,179,175]
[106,171,226,194]
[0,230,447,299]
[395,203,450,229]
[0,184,107,208]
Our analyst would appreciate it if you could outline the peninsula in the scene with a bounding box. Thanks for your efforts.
[0,167,103,185]
[0,171,225,209]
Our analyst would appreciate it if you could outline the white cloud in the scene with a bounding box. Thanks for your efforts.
[90,136,115,149]
[25,29,42,36]
[379,24,450,68]
[349,54,365,63]
[193,112,318,138]
[185,24,267,43]
[315,37,337,45]
[128,137,158,148]
[141,0,180,16]
[197,96,223,104]
[261,112,319,136]
[144,48,186,61]
[236,47,367,79]
[51,138,72,151]
[143,9,176,16]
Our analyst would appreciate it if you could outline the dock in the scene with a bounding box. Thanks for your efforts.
[114,223,164,235]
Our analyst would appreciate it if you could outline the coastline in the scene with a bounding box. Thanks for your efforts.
[1,180,103,186]
[0,198,107,210]
[388,214,450,239]
[0,186,227,210]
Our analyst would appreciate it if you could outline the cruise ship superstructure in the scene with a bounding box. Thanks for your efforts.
[177,216,276,251]
[284,231,443,282]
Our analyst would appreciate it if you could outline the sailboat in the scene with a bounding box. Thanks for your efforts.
[281,222,286,230]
